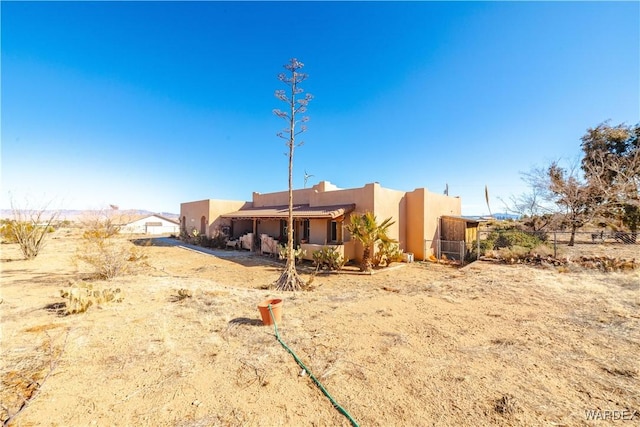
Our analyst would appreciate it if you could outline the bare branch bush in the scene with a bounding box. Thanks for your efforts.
[4,196,60,260]
[499,169,562,232]
[1,329,70,425]
[74,209,147,279]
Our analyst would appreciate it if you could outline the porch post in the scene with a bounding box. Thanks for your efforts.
[253,219,257,253]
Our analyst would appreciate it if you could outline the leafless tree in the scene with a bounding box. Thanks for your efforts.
[507,122,639,245]
[272,58,313,291]
[546,161,600,246]
[500,168,562,232]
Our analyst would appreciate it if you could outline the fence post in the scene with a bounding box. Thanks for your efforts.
[553,231,557,258]
[424,239,426,261]
[477,231,481,261]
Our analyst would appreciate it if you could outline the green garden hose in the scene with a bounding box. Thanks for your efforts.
[268,304,360,427]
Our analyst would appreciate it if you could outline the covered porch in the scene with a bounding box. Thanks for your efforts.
[220,204,356,261]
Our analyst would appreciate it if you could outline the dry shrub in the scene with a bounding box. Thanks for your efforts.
[495,245,530,263]
[60,282,123,315]
[75,212,147,279]
[1,330,69,424]
[173,288,193,302]
[76,237,146,279]
[578,256,637,272]
[495,394,519,415]
[529,244,554,257]
[2,197,59,259]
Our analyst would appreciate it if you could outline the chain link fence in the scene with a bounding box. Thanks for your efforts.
[424,239,468,265]
[426,230,638,265]
[476,229,638,259]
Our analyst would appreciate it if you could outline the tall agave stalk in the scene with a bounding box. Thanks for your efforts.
[272,58,313,291]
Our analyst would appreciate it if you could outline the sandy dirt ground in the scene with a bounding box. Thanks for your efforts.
[1,231,638,426]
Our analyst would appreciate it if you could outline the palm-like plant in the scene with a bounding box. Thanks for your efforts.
[346,212,396,272]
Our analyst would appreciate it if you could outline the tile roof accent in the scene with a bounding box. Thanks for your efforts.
[220,204,356,220]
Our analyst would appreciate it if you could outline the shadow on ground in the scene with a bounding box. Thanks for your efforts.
[229,317,264,327]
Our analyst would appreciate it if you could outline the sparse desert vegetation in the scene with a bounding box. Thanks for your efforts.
[1,229,638,426]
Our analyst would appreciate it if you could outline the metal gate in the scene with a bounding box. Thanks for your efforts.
[424,239,466,264]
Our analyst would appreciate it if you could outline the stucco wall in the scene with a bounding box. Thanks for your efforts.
[311,182,374,212]
[300,241,355,262]
[180,200,211,236]
[308,218,328,244]
[232,219,253,238]
[405,189,426,259]
[258,219,280,238]
[251,181,342,207]
[373,184,407,250]
[404,189,461,261]
[180,199,249,237]
[208,200,252,237]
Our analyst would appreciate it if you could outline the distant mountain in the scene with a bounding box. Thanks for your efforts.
[463,212,521,221]
[0,209,179,221]
[493,212,521,220]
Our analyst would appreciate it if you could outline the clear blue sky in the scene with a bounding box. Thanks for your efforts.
[2,1,638,215]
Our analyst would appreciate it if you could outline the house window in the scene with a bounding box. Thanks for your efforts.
[328,220,342,243]
[145,222,162,227]
[302,219,310,241]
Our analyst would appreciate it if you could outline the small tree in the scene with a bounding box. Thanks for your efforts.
[581,122,640,240]
[346,212,396,272]
[547,162,600,246]
[272,58,313,291]
[6,196,59,260]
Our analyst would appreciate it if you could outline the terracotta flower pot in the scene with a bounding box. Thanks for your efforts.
[257,298,283,326]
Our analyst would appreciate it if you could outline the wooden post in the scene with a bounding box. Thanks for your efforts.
[253,219,257,253]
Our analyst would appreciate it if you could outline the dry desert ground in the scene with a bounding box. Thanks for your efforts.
[1,230,639,426]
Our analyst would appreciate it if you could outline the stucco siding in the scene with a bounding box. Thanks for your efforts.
[208,200,252,236]
[252,189,310,207]
[180,181,464,262]
[373,184,406,251]
[312,183,374,213]
[258,219,280,238]
[233,219,253,238]
[406,189,426,259]
[180,199,249,237]
[308,218,328,244]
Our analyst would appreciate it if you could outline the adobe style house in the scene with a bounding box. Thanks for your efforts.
[180,181,464,262]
